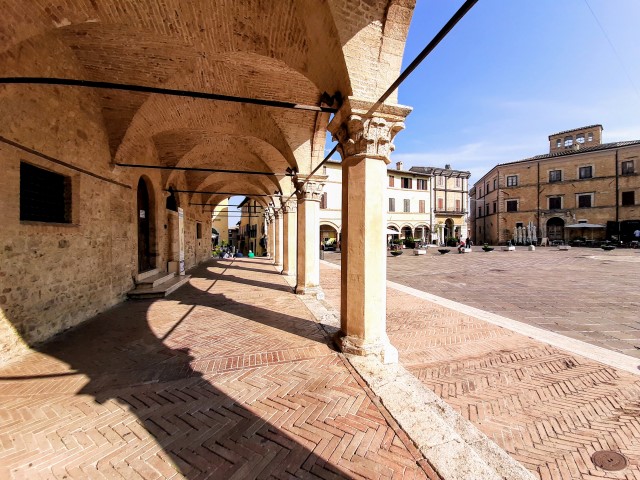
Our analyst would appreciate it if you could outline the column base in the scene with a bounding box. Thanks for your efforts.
[295,285,325,300]
[281,269,296,276]
[334,333,398,365]
[274,261,283,267]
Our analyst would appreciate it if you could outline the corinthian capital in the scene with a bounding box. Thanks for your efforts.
[282,198,297,213]
[333,115,405,162]
[327,97,412,164]
[295,176,325,202]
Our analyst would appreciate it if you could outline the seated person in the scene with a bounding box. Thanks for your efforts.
[457,240,466,253]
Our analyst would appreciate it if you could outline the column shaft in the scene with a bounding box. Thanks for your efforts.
[274,212,283,267]
[295,178,324,296]
[282,202,297,276]
[339,156,395,361]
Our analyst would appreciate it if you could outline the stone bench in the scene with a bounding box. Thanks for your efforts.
[413,249,427,255]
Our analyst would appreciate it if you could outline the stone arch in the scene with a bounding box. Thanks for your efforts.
[546,217,565,242]
[444,218,455,239]
[414,224,430,241]
[320,222,340,250]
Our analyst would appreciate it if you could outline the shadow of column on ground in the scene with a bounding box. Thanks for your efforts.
[0,260,363,479]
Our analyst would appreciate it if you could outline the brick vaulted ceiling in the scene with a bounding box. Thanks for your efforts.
[0,0,415,202]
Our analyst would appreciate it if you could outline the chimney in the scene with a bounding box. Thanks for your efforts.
[445,164,452,170]
[396,161,403,170]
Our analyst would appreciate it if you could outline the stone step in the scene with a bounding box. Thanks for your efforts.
[135,268,160,282]
[127,275,191,299]
[135,272,175,288]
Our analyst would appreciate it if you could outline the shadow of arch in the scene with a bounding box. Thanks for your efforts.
[0,259,369,479]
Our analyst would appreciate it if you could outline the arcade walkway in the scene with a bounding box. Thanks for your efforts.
[0,258,433,480]
[2,257,639,479]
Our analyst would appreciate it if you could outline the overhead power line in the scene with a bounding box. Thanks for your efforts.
[583,0,640,103]
[278,0,479,212]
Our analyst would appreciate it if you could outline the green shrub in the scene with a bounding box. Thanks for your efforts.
[403,236,416,248]
[446,237,458,247]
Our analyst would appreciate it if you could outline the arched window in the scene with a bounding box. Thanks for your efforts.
[564,136,573,147]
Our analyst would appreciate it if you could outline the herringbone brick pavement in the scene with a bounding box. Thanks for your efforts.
[321,264,640,480]
[0,259,433,480]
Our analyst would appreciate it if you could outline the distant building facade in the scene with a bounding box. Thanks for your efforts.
[238,198,267,256]
[320,160,470,246]
[470,125,640,245]
[211,199,229,247]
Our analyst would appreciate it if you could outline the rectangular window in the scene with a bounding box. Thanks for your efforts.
[416,179,428,190]
[389,175,394,187]
[456,199,461,211]
[549,170,562,183]
[621,160,634,175]
[485,204,489,215]
[403,199,410,212]
[479,187,482,197]
[401,177,412,189]
[579,166,593,179]
[455,178,461,188]
[506,175,518,187]
[478,206,482,217]
[493,178,497,189]
[389,198,395,212]
[437,176,444,187]
[196,222,202,239]
[20,162,72,223]
[577,194,592,208]
[486,182,490,193]
[506,200,518,212]
[493,202,497,213]
[419,200,425,213]
[320,192,327,209]
[548,196,562,209]
[437,198,444,210]
[622,191,635,206]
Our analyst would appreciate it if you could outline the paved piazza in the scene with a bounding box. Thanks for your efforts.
[0,259,434,480]
[326,247,640,359]
[319,260,640,479]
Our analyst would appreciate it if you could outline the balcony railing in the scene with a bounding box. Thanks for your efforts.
[434,209,467,215]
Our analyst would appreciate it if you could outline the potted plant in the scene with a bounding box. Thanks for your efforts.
[482,243,494,252]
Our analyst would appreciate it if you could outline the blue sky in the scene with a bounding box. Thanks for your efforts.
[227,1,640,227]
[390,0,640,184]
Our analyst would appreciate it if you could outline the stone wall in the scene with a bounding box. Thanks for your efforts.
[0,86,211,366]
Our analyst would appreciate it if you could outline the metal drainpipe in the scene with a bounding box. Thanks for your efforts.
[537,161,541,239]
[429,176,434,243]
[483,192,486,244]
[615,149,620,239]
[496,169,500,244]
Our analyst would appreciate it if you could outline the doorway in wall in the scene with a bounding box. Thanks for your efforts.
[137,177,155,273]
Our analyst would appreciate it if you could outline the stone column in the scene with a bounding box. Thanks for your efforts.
[268,212,276,259]
[274,210,283,268]
[295,177,325,296]
[282,199,297,276]
[328,97,411,364]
